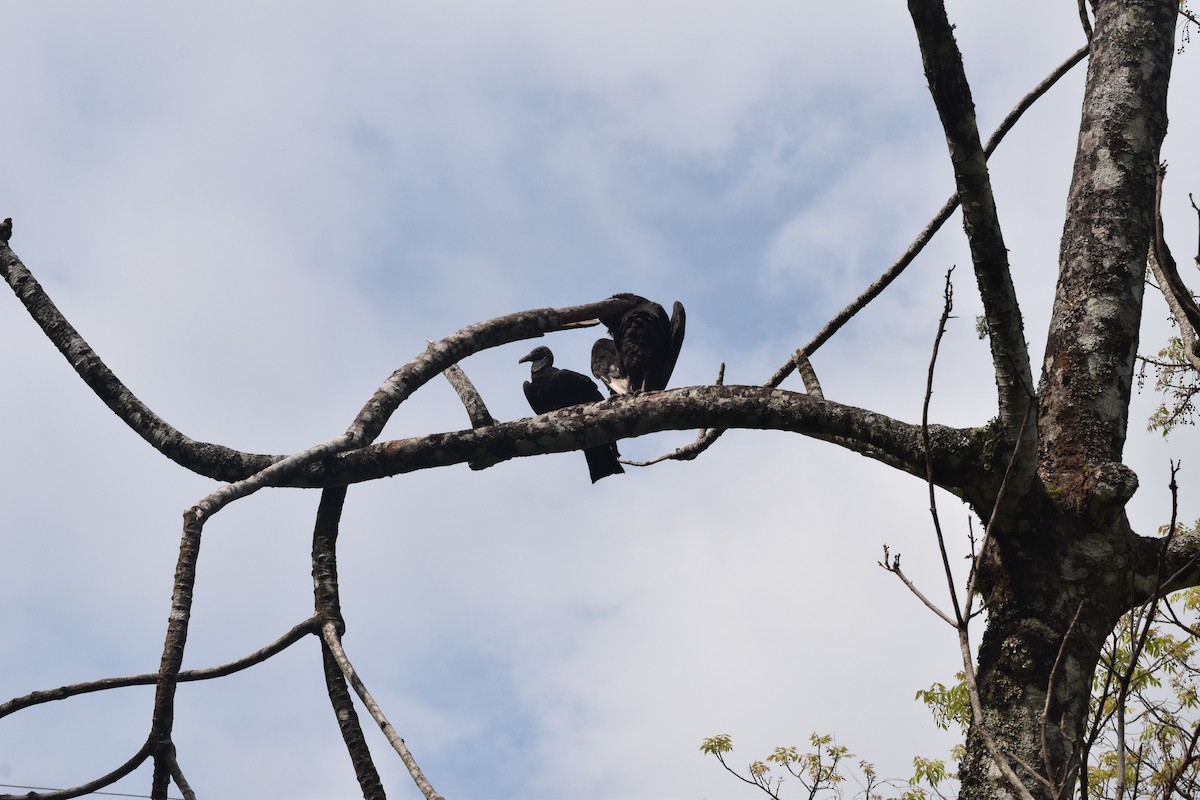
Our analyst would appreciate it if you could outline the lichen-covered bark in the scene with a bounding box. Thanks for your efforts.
[957,2,1179,799]
[1039,0,1176,484]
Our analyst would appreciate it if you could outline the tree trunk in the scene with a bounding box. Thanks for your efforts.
[959,1,1178,798]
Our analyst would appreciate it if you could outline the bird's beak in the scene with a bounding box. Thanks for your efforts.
[518,351,535,364]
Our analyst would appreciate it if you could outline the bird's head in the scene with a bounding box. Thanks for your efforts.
[519,346,554,371]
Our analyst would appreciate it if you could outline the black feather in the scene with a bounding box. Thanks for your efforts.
[520,346,623,483]
[594,293,686,393]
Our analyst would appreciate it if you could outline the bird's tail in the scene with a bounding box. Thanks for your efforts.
[584,444,624,483]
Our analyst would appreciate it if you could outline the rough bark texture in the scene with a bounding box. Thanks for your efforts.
[957,2,1179,798]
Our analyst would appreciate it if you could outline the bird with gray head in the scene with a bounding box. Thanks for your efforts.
[520,345,623,483]
[591,293,685,395]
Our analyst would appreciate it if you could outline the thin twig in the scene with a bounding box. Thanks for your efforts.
[923,267,965,627]
[322,621,445,800]
[623,363,727,465]
[879,546,957,627]
[0,617,320,719]
[653,44,1086,465]
[1116,462,1184,800]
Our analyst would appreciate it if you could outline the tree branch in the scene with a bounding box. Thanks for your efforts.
[1148,164,1200,371]
[0,741,154,800]
[767,44,1086,390]
[312,485,387,800]
[331,385,989,499]
[1040,0,1177,476]
[321,621,445,800]
[907,0,1036,466]
[0,246,635,482]
[0,617,319,720]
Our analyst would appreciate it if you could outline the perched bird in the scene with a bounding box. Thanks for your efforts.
[0,218,11,244]
[592,293,686,394]
[589,338,630,397]
[520,345,624,483]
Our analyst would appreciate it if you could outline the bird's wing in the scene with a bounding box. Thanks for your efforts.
[660,300,686,388]
[524,379,554,415]
[552,367,605,405]
[591,338,630,395]
[620,301,671,391]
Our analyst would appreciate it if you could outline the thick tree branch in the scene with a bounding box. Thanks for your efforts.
[150,513,203,800]
[0,246,634,482]
[1039,0,1177,478]
[312,485,387,800]
[342,385,990,500]
[907,0,1036,462]
[0,244,278,480]
[0,245,992,493]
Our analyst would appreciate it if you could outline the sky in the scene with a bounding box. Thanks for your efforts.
[1,3,1199,799]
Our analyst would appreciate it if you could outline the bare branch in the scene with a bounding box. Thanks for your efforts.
[344,385,988,498]
[879,546,957,627]
[441,359,498,429]
[312,485,387,800]
[923,267,966,626]
[766,43,1087,393]
[792,351,824,399]
[322,621,445,800]
[165,744,197,800]
[442,359,502,472]
[1148,164,1200,371]
[907,0,1036,461]
[0,617,319,720]
[0,247,636,483]
[623,363,728,466]
[0,740,153,800]
[149,514,203,800]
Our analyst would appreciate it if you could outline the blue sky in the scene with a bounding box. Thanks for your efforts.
[2,3,1199,799]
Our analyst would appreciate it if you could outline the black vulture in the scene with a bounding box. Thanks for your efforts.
[589,338,630,397]
[519,345,624,483]
[592,293,686,394]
